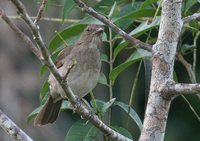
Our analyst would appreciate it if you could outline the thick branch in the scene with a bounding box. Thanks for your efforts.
[139,0,183,141]
[183,13,200,24]
[73,0,152,52]
[2,1,131,140]
[167,83,200,95]
[0,109,33,141]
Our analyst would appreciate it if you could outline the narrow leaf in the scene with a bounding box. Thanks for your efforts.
[110,49,151,81]
[113,17,159,60]
[90,99,105,114]
[108,2,117,18]
[140,0,159,9]
[102,98,116,113]
[49,24,86,52]
[65,120,100,141]
[39,65,48,77]
[114,9,157,22]
[114,101,143,131]
[111,126,133,140]
[98,72,108,85]
[100,54,108,62]
[27,106,42,123]
[39,80,49,102]
[113,41,128,60]
[62,0,75,21]
[129,17,160,37]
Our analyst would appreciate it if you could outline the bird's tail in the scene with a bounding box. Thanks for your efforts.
[34,96,62,126]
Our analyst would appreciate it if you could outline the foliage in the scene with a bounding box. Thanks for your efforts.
[28,0,200,140]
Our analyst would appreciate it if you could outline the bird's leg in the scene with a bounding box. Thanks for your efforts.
[81,98,95,123]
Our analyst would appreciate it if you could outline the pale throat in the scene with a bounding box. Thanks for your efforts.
[88,36,101,49]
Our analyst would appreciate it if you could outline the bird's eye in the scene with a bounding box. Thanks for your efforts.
[86,28,90,32]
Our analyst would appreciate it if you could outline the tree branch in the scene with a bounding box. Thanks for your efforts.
[182,13,200,24]
[1,0,132,140]
[167,83,200,95]
[176,53,196,83]
[0,9,41,59]
[0,109,33,141]
[73,0,152,52]
[34,0,48,24]
[139,0,183,140]
[6,16,79,23]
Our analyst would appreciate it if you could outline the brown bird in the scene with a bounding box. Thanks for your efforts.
[34,24,103,126]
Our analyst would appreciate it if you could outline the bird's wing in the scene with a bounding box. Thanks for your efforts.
[55,45,74,68]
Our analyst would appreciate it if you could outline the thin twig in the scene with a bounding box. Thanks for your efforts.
[182,13,200,24]
[0,109,33,141]
[6,16,79,23]
[34,0,48,24]
[181,95,200,122]
[176,53,196,83]
[73,0,152,52]
[193,31,200,74]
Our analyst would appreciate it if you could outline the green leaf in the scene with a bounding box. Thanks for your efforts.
[90,99,105,114]
[98,72,108,85]
[95,0,124,10]
[113,41,128,60]
[100,54,108,62]
[129,17,160,37]
[114,8,157,22]
[49,24,86,53]
[173,71,178,82]
[61,101,72,110]
[27,106,43,123]
[184,0,198,15]
[109,49,151,81]
[65,120,100,141]
[113,17,159,60]
[111,126,133,140]
[140,0,159,9]
[102,98,116,113]
[181,44,195,55]
[39,65,48,77]
[62,0,75,22]
[39,80,49,102]
[132,0,135,6]
[40,92,49,105]
[108,2,117,18]
[114,101,143,131]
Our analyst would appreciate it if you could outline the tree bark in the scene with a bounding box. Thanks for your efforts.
[139,0,183,141]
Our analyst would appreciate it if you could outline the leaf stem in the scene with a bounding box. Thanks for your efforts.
[126,61,142,128]
[108,27,113,126]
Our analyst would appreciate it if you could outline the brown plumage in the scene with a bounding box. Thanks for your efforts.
[34,24,103,126]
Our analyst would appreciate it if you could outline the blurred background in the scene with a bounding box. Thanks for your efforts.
[0,0,200,141]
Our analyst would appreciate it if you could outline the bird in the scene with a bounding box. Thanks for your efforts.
[34,24,103,126]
